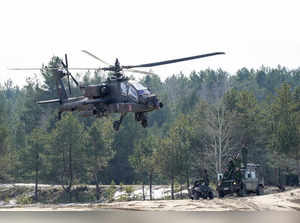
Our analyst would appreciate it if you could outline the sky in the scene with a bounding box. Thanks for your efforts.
[1,0,300,86]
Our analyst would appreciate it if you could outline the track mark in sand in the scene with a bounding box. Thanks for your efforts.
[245,202,260,211]
[289,206,300,211]
[276,205,287,209]
[235,207,252,210]
[187,203,201,207]
[290,199,300,204]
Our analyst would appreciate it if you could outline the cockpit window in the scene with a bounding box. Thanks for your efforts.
[120,83,128,96]
[130,81,150,95]
[128,86,138,101]
[131,82,147,90]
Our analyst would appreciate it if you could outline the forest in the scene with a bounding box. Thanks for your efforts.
[0,56,300,201]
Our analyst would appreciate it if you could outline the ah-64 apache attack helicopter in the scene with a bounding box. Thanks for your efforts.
[10,50,225,130]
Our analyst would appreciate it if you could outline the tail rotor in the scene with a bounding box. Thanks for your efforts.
[61,54,79,95]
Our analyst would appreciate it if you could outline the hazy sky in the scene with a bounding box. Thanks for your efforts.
[1,0,300,86]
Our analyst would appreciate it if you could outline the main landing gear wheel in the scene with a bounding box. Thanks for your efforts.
[113,121,120,131]
[141,119,148,128]
[135,112,143,122]
[113,113,127,131]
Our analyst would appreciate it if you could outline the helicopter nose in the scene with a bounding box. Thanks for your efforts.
[153,96,163,109]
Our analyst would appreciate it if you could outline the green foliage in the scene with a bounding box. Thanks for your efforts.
[105,182,117,202]
[86,118,115,180]
[125,185,134,197]
[17,195,33,205]
[269,84,300,155]
[49,113,88,194]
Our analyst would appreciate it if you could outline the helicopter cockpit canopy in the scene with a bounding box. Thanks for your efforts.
[130,81,151,95]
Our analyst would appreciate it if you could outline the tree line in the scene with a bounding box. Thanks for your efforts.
[0,57,300,201]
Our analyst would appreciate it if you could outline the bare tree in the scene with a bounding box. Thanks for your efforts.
[206,101,235,178]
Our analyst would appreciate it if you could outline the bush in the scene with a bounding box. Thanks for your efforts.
[17,195,33,205]
[125,185,134,200]
[105,181,117,202]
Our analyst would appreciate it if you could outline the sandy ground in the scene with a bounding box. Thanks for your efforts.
[1,188,300,211]
[101,188,300,211]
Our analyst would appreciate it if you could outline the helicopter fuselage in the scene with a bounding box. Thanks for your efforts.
[58,77,163,118]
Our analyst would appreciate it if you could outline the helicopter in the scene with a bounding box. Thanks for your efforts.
[10,50,225,130]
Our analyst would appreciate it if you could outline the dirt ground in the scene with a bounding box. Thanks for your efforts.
[1,187,300,211]
[100,188,300,211]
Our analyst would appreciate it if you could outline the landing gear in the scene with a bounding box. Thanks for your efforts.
[58,111,62,120]
[141,118,148,128]
[135,112,143,122]
[113,121,120,131]
[135,112,148,128]
[113,113,127,131]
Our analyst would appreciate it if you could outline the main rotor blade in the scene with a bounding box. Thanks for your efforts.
[67,68,101,70]
[81,50,111,66]
[65,54,68,68]
[125,68,159,76]
[123,52,225,69]
[70,73,79,86]
[9,67,102,71]
[8,68,43,70]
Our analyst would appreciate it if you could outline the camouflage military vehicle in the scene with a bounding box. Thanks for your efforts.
[217,163,264,198]
[190,180,214,200]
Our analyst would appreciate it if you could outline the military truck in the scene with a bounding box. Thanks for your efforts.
[217,163,264,198]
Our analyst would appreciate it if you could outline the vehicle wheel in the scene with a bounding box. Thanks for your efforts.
[218,190,224,198]
[256,185,264,195]
[239,184,247,197]
[208,191,214,200]
[193,191,200,200]
[141,119,148,128]
[113,121,120,131]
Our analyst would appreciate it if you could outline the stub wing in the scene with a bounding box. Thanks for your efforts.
[37,99,61,104]
[37,96,84,104]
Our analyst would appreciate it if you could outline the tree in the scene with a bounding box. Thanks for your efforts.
[155,116,191,200]
[49,113,87,201]
[19,127,48,201]
[232,91,260,160]
[155,137,178,199]
[87,118,115,200]
[130,131,158,200]
[0,125,8,182]
[206,100,234,177]
[269,84,300,182]
[0,90,9,182]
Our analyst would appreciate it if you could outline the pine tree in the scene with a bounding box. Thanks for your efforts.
[49,113,87,201]
[87,118,115,200]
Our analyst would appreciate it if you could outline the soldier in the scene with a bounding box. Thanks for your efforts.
[234,167,242,183]
[225,159,235,179]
